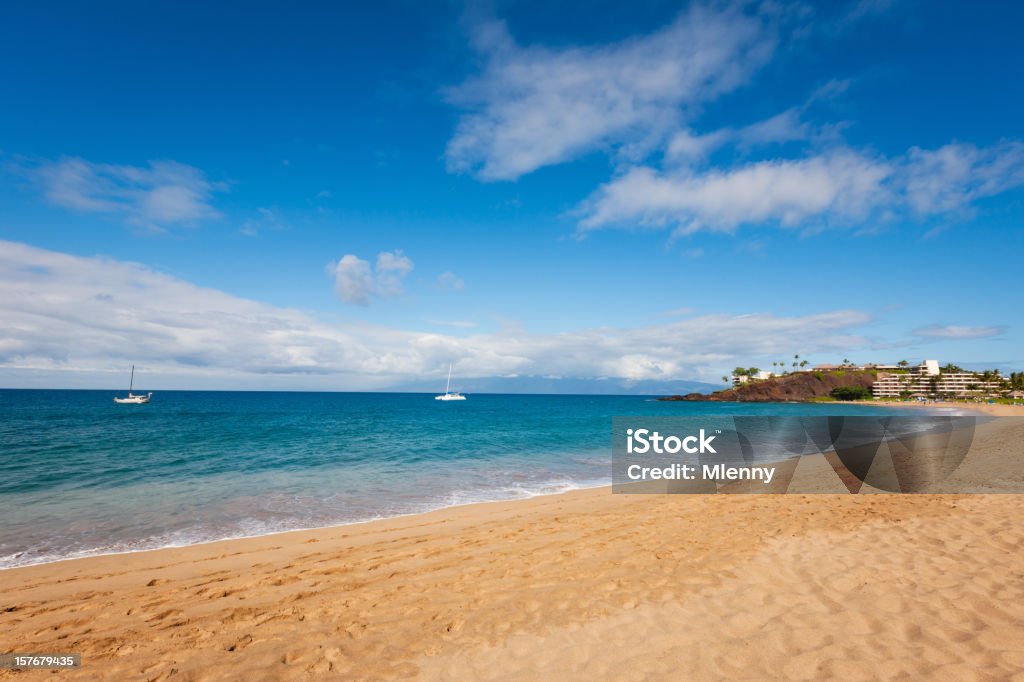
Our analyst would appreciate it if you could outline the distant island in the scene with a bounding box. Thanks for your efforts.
[661,359,1024,403]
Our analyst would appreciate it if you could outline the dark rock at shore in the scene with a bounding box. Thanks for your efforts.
[657,370,877,403]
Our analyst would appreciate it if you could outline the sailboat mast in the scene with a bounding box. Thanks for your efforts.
[446,363,452,394]
[129,365,134,393]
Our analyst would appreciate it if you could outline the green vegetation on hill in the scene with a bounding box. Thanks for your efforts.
[830,386,872,401]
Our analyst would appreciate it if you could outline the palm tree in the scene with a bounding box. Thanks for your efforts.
[721,376,729,384]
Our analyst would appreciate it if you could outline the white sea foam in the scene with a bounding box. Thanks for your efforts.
[0,473,612,571]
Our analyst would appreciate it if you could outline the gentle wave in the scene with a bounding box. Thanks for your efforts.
[0,474,610,570]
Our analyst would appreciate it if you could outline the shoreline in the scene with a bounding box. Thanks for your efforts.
[0,479,612,573]
[3,400,1018,573]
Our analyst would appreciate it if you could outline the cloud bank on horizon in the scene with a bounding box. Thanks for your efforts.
[1,239,885,388]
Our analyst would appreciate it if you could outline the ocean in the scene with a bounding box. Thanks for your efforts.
[0,389,905,569]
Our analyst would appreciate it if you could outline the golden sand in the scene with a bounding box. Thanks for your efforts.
[1,419,1023,680]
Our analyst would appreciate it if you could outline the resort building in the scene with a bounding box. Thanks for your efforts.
[735,358,1014,399]
[870,360,1002,399]
[732,370,776,386]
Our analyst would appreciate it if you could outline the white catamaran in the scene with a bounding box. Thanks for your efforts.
[113,365,152,404]
[435,363,466,401]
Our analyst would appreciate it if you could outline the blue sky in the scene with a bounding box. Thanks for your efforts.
[1,0,1022,389]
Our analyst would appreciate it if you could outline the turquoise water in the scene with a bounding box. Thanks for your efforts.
[0,390,905,569]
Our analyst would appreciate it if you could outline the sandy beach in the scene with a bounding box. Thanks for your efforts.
[2,417,1023,681]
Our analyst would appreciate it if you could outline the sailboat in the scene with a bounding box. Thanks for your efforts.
[113,365,152,404]
[435,363,466,401]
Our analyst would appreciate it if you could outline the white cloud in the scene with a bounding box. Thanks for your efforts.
[664,129,731,166]
[32,157,224,231]
[806,78,851,104]
[665,108,820,167]
[913,325,1007,340]
[902,141,1024,215]
[436,271,465,291]
[735,108,811,147]
[327,250,413,305]
[445,3,776,180]
[329,255,375,305]
[578,141,1024,234]
[374,250,414,296]
[579,149,892,234]
[0,240,879,388]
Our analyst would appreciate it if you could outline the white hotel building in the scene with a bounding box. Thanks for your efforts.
[732,370,777,386]
[870,360,1002,398]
